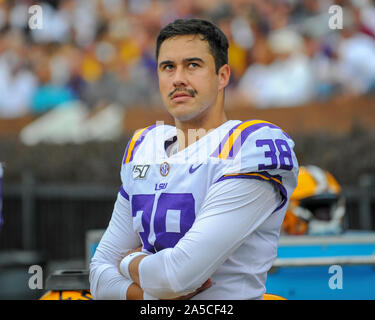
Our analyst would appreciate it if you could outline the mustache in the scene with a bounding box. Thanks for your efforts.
[168,87,197,98]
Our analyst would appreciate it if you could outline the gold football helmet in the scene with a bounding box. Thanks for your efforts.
[282,165,345,235]
[40,290,92,300]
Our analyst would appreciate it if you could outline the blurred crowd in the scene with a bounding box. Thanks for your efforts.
[0,0,375,118]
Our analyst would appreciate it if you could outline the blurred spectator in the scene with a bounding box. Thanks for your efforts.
[0,30,37,118]
[237,28,316,108]
[29,44,76,114]
[29,1,72,44]
[335,7,375,95]
[0,0,375,118]
[304,33,342,100]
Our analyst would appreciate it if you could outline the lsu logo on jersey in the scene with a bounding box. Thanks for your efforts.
[160,162,170,177]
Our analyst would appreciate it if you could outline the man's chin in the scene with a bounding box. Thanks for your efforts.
[166,103,199,122]
[172,111,198,123]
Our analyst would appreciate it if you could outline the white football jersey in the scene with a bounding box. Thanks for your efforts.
[116,119,298,299]
[121,120,297,252]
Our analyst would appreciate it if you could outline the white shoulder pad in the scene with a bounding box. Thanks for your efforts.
[211,120,299,210]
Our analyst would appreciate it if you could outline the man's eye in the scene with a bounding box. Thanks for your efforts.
[188,63,199,69]
[164,65,174,71]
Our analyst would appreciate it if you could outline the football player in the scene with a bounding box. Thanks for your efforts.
[89,19,299,300]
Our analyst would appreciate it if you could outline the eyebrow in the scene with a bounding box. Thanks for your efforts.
[184,57,204,64]
[159,60,174,69]
[158,57,205,69]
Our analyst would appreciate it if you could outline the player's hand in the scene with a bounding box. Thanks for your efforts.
[166,278,212,300]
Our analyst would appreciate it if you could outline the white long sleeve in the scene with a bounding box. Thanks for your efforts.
[89,191,142,300]
[90,178,283,300]
[138,178,282,299]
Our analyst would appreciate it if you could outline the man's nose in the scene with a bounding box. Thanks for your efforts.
[173,66,188,87]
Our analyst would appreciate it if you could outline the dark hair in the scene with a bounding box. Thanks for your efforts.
[156,18,229,74]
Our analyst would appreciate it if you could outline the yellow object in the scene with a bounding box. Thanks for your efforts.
[282,165,345,236]
[40,290,93,300]
[81,56,102,82]
[120,40,141,64]
[291,166,341,201]
[228,42,248,78]
[263,293,287,300]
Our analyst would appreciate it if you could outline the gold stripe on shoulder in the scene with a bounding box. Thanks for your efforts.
[124,126,151,164]
[218,120,275,159]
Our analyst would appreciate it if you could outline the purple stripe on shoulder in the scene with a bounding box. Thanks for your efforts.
[210,122,242,157]
[214,172,288,213]
[228,122,281,159]
[120,186,129,200]
[214,173,261,183]
[127,124,157,163]
[123,140,132,164]
[211,120,290,160]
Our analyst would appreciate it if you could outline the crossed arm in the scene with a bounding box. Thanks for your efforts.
[89,178,281,300]
[122,251,211,300]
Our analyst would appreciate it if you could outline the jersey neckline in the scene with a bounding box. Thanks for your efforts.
[162,120,240,159]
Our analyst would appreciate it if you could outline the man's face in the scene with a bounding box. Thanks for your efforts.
[157,35,222,122]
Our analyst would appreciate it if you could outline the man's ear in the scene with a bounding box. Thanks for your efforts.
[218,64,231,91]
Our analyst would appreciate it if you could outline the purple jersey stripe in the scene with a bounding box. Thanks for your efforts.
[228,122,280,159]
[215,172,288,213]
[210,122,243,157]
[211,120,291,160]
[120,186,129,201]
[123,140,132,164]
[124,124,157,164]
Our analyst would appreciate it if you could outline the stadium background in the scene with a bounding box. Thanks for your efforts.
[0,0,374,299]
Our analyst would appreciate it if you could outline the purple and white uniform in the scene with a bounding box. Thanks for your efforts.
[89,120,298,300]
